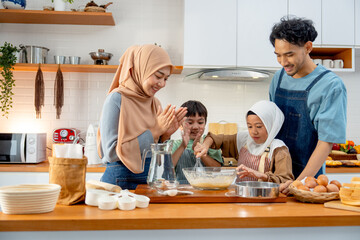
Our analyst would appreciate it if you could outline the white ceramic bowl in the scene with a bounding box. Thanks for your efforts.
[118,195,136,211]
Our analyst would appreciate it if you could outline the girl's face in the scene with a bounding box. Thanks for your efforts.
[142,66,171,97]
[247,114,268,144]
[183,113,206,140]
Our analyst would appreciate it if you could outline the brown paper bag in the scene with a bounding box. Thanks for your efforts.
[48,156,87,205]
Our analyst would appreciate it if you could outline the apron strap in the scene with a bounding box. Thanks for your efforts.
[305,70,331,91]
[258,148,270,173]
[276,68,285,88]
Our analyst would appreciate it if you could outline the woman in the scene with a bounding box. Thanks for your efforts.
[97,44,187,190]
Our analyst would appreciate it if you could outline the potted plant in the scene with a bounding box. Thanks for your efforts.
[0,42,18,118]
[52,0,74,11]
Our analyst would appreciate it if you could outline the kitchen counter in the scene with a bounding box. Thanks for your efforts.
[0,161,106,173]
[0,198,359,232]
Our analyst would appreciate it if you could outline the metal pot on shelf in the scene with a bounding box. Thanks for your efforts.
[18,45,49,64]
[89,49,113,65]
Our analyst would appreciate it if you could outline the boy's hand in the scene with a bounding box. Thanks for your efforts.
[181,122,190,148]
[192,126,204,151]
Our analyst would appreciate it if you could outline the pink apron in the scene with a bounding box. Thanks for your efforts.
[237,146,271,182]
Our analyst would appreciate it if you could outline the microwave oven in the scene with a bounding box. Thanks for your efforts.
[0,133,46,164]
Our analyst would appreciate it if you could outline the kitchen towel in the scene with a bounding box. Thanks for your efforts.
[49,156,87,205]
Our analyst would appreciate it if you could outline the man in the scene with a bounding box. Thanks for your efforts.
[268,17,347,185]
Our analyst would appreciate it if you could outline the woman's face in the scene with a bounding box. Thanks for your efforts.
[142,66,171,97]
[247,114,268,144]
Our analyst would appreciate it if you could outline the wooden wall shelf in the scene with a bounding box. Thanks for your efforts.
[0,9,115,25]
[311,47,353,69]
[11,63,183,74]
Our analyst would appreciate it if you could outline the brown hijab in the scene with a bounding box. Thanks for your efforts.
[97,44,173,173]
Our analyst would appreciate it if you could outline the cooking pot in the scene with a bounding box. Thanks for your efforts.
[19,45,50,64]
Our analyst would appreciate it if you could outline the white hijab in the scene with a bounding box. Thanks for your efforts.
[245,100,286,160]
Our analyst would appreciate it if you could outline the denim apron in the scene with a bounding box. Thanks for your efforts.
[101,157,151,190]
[274,68,330,178]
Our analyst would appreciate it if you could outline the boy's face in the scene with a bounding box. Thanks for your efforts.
[247,114,268,144]
[182,113,206,140]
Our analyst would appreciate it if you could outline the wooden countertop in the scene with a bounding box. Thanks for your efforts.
[0,161,105,173]
[0,198,359,231]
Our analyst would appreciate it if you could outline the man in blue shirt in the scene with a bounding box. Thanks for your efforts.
[268,17,347,189]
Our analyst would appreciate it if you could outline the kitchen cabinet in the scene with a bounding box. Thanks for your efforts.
[311,47,354,71]
[184,0,237,67]
[288,0,322,45]
[236,0,287,68]
[0,9,115,25]
[322,0,355,46]
[356,0,360,46]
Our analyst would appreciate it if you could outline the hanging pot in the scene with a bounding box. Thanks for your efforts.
[19,45,50,64]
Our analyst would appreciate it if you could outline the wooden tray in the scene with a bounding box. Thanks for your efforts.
[324,200,360,212]
[134,184,287,203]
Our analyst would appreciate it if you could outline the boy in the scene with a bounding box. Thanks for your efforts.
[172,100,223,184]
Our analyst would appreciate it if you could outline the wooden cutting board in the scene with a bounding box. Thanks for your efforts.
[324,200,360,212]
[134,184,287,203]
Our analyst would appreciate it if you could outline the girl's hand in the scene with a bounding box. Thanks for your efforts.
[236,164,267,180]
[279,180,293,195]
[194,142,208,158]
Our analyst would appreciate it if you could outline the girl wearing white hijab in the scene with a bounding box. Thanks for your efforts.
[195,100,294,184]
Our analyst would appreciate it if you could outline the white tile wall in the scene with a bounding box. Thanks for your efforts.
[1,0,360,150]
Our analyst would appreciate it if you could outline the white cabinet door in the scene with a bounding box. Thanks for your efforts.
[237,0,287,68]
[288,0,322,45]
[184,0,237,66]
[322,0,355,46]
[356,0,360,46]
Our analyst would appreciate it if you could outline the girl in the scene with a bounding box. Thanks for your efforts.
[195,100,294,184]
[97,44,187,190]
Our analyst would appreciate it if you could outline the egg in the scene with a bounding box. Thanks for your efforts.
[305,176,316,183]
[292,180,303,188]
[297,185,310,191]
[305,179,318,188]
[316,174,329,186]
[330,180,342,189]
[313,185,327,193]
[326,184,340,193]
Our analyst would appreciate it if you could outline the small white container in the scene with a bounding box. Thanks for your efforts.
[118,196,136,211]
[132,194,150,208]
[98,196,117,210]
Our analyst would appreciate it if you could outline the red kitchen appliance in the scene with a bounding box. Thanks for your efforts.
[52,128,80,143]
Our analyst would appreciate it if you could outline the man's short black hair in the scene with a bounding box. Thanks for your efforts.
[269,16,318,47]
[180,100,207,122]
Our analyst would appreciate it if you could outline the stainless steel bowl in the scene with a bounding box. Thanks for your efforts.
[19,45,49,64]
[235,181,279,198]
[89,49,113,61]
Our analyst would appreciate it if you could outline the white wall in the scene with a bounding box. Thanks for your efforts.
[1,0,360,151]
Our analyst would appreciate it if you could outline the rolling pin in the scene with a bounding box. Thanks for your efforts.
[86,180,121,193]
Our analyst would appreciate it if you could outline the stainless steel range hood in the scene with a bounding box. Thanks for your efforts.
[183,67,274,82]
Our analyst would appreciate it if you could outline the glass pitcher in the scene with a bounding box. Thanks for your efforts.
[142,142,178,192]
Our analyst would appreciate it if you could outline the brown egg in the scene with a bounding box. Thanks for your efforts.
[305,179,318,188]
[316,174,329,186]
[305,176,316,183]
[292,180,303,188]
[297,185,310,191]
[326,184,340,193]
[330,180,342,189]
[314,185,327,193]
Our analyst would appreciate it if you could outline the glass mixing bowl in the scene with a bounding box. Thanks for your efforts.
[182,167,236,190]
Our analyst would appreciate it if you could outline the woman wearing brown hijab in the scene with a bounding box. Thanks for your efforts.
[97,44,187,190]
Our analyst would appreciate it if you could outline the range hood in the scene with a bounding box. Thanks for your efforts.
[183,67,274,82]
